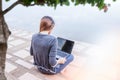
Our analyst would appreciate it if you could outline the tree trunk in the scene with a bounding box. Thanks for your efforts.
[0,0,11,78]
[0,15,11,80]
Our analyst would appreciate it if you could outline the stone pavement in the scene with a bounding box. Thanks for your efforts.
[5,28,120,80]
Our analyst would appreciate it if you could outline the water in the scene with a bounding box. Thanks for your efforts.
[3,0,120,44]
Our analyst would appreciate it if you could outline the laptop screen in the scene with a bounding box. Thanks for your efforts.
[57,37,74,53]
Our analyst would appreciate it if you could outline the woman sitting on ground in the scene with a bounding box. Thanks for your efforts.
[30,16,74,74]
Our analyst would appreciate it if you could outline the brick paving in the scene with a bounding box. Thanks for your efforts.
[5,28,120,80]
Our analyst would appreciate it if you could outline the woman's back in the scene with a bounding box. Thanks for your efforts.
[31,33,57,71]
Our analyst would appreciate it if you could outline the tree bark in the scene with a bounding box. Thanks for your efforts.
[0,0,11,80]
[3,0,21,15]
[0,15,11,80]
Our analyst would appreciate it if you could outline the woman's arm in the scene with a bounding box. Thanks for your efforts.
[49,38,58,67]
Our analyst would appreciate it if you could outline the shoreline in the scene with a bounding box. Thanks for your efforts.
[9,27,94,44]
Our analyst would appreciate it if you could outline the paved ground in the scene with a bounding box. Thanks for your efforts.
[5,28,120,80]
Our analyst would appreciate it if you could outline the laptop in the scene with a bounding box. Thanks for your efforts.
[56,37,74,59]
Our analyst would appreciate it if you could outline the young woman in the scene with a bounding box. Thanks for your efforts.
[30,16,74,74]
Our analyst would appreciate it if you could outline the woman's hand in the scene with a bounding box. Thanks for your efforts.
[57,57,66,64]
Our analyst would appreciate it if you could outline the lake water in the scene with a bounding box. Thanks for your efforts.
[3,0,120,44]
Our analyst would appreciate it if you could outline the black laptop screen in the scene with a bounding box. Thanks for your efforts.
[57,37,74,53]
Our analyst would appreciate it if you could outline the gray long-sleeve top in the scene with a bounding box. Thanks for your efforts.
[30,33,57,72]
